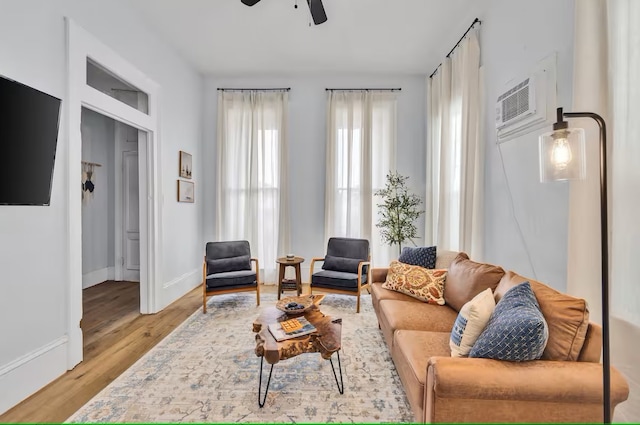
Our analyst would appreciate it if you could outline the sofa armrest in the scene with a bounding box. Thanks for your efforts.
[426,356,629,405]
[427,357,629,405]
[372,267,388,283]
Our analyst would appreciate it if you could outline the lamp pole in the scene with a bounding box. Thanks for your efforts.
[560,109,610,423]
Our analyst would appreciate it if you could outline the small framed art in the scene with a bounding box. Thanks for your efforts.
[177,180,194,203]
[179,151,192,179]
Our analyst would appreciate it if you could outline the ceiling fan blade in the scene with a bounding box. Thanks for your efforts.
[241,0,261,6]
[306,0,327,25]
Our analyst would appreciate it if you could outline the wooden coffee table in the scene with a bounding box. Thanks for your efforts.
[252,294,344,407]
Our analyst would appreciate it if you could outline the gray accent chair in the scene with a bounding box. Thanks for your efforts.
[202,240,260,313]
[309,237,371,313]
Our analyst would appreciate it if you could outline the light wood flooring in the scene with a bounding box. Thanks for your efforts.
[0,281,202,423]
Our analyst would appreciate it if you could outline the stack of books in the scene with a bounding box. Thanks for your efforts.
[268,317,317,342]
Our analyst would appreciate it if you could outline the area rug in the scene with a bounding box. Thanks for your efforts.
[67,292,413,423]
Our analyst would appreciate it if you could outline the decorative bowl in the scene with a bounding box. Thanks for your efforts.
[286,254,295,260]
[276,296,314,315]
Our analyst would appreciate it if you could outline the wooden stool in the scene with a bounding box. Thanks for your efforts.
[276,256,304,299]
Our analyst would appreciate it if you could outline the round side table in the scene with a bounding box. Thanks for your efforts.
[276,256,304,299]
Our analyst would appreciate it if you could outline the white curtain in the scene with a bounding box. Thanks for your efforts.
[216,90,290,283]
[325,90,397,266]
[608,0,640,326]
[566,0,609,324]
[426,28,483,258]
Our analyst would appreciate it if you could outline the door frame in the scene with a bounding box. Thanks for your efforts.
[66,18,163,369]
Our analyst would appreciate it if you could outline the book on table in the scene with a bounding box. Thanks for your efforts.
[268,317,317,342]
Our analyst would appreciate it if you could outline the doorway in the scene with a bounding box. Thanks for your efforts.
[67,18,162,369]
[80,108,143,342]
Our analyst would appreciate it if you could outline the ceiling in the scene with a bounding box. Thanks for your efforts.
[128,0,488,76]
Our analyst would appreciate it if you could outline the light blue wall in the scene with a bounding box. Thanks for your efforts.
[479,0,575,291]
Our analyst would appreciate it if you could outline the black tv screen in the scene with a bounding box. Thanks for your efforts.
[0,75,61,206]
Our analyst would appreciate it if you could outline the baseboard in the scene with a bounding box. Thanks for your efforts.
[0,336,68,415]
[160,268,201,310]
[82,267,115,289]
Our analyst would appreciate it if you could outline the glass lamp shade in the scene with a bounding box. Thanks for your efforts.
[538,127,586,182]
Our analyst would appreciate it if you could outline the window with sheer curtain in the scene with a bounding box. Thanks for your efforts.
[325,90,397,266]
[215,91,290,283]
[426,28,483,258]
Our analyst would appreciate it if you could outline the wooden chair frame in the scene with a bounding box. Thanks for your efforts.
[309,255,371,313]
[202,257,260,313]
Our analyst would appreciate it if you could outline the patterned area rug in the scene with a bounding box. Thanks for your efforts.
[67,292,413,423]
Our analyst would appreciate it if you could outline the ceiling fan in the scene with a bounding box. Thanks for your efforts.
[240,0,328,25]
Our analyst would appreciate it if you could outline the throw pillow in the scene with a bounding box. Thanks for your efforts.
[450,288,496,357]
[322,255,362,274]
[444,253,505,312]
[206,254,251,274]
[398,246,437,269]
[382,260,447,305]
[469,281,549,362]
[495,271,589,361]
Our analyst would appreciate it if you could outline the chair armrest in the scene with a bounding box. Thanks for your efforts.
[426,356,630,405]
[250,258,260,284]
[309,257,325,282]
[372,267,389,283]
[357,260,371,276]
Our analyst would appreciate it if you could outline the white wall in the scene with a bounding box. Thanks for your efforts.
[202,75,426,275]
[0,0,203,414]
[81,108,115,287]
[479,0,575,291]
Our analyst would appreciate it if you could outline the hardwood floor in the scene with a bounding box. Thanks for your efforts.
[0,281,202,423]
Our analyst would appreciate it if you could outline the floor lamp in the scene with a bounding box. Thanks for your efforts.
[539,107,610,423]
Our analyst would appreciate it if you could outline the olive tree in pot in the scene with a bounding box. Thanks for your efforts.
[374,171,424,256]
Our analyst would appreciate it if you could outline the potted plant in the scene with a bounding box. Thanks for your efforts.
[374,171,424,256]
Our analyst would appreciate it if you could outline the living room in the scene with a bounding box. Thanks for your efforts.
[0,0,637,422]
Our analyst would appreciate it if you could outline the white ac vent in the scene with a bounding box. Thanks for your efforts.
[496,53,557,143]
[496,77,535,129]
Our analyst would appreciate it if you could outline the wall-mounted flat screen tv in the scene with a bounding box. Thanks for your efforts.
[0,75,61,206]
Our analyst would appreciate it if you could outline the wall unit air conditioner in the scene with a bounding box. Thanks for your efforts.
[496,53,557,143]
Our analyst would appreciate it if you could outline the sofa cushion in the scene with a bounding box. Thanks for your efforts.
[444,253,505,312]
[435,250,461,269]
[392,330,451,421]
[450,288,496,357]
[398,246,437,269]
[383,260,447,305]
[378,300,457,348]
[206,254,251,274]
[370,282,421,316]
[495,271,589,361]
[469,281,548,362]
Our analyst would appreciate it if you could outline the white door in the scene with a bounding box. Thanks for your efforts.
[122,150,140,281]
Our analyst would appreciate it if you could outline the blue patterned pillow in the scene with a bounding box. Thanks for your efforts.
[469,281,548,362]
[398,246,436,269]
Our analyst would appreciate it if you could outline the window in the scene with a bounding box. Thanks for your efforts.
[216,91,289,281]
[326,91,397,266]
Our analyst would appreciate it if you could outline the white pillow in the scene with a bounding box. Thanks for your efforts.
[450,287,496,357]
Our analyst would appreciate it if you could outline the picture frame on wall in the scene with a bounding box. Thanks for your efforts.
[179,150,192,179]
[177,180,194,203]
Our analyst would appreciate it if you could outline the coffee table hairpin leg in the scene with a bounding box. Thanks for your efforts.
[258,356,274,407]
[329,350,344,394]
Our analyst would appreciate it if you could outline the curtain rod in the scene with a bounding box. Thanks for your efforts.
[429,17,481,79]
[325,88,401,91]
[217,88,290,91]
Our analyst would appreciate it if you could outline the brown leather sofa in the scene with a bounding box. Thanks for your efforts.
[371,250,630,423]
